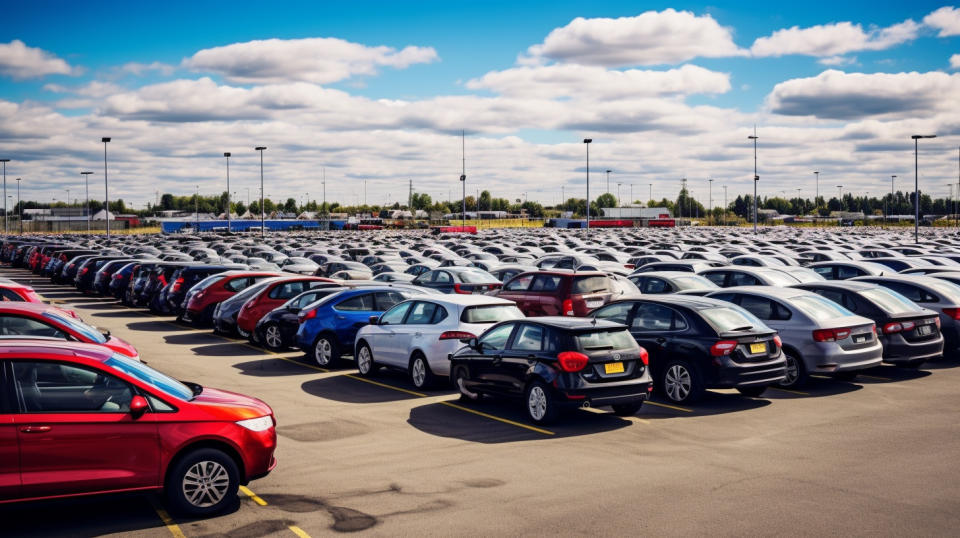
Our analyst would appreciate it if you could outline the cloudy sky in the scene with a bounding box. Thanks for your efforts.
[1,1,959,208]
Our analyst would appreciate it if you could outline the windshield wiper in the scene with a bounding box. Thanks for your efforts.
[583,345,614,350]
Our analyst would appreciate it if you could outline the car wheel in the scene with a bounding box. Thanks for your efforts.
[165,448,239,517]
[453,365,481,402]
[313,334,340,367]
[262,323,285,351]
[661,360,703,404]
[409,353,435,389]
[779,351,808,388]
[611,401,643,416]
[736,386,767,397]
[833,371,859,381]
[525,380,559,424]
[355,343,378,377]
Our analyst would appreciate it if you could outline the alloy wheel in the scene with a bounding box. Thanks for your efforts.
[264,325,282,349]
[357,346,373,374]
[527,385,548,421]
[181,460,230,508]
[411,358,426,387]
[314,338,333,366]
[665,364,692,402]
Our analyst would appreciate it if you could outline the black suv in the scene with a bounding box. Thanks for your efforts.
[450,317,652,424]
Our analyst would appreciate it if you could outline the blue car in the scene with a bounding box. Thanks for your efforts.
[295,287,413,367]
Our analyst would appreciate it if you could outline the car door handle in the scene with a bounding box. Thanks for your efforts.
[19,425,51,433]
[492,354,503,363]
[655,337,667,345]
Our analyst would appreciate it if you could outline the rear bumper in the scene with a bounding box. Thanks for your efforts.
[802,341,884,373]
[881,333,944,364]
[710,355,787,388]
[559,378,653,407]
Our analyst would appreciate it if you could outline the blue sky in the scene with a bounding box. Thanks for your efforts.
[0,1,958,206]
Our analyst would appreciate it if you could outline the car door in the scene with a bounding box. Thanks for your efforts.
[471,322,518,394]
[0,362,20,500]
[498,274,535,315]
[368,301,414,365]
[371,292,413,365]
[626,302,685,369]
[12,360,159,498]
[431,270,454,293]
[500,323,550,394]
[392,301,442,366]
[331,293,380,352]
[529,274,564,315]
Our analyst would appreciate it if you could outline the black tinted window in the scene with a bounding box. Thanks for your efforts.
[374,291,406,311]
[531,275,563,292]
[572,276,609,294]
[335,294,375,311]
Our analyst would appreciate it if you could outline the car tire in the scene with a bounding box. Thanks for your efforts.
[261,323,285,351]
[355,343,378,377]
[525,380,559,424]
[833,371,859,381]
[779,351,808,388]
[409,352,435,389]
[611,401,643,416]
[453,365,482,402]
[313,334,340,367]
[660,359,703,404]
[164,448,239,517]
[736,386,767,397]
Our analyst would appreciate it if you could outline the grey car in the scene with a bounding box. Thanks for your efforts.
[708,286,882,387]
[809,261,890,280]
[700,267,801,288]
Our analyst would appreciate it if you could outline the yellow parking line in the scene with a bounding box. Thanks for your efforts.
[439,401,555,435]
[343,374,428,398]
[150,499,187,538]
[272,354,330,374]
[767,386,810,396]
[288,526,312,538]
[645,400,693,413]
[858,374,890,381]
[239,485,268,506]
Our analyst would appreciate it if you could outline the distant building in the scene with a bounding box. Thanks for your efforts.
[601,206,672,219]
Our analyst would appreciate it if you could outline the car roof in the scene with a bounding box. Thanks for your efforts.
[792,281,878,292]
[0,302,56,315]
[518,316,624,330]
[712,285,814,300]
[405,294,515,307]
[607,294,732,310]
[0,339,111,361]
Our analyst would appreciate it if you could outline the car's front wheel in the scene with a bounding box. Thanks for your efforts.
[355,343,378,377]
[779,351,807,388]
[313,334,340,367]
[165,448,239,517]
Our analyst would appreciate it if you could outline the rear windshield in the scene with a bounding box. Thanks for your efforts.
[192,274,227,292]
[461,304,525,324]
[673,275,718,290]
[759,270,800,286]
[859,287,919,315]
[43,311,107,343]
[700,306,768,333]
[575,329,636,351]
[572,276,610,294]
[924,279,960,302]
[791,295,854,321]
[458,270,500,284]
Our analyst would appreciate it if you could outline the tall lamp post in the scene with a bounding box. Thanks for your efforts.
[748,128,759,234]
[723,185,728,226]
[912,134,936,244]
[101,138,111,240]
[648,183,652,204]
[0,159,9,235]
[15,178,21,234]
[606,170,611,194]
[255,146,266,238]
[224,152,231,233]
[583,139,592,230]
[81,171,93,233]
[616,182,622,208]
[708,178,714,226]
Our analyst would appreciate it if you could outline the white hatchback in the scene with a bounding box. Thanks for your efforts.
[354,295,524,389]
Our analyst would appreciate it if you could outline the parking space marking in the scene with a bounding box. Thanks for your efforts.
[438,400,555,435]
[645,400,693,413]
[767,386,810,396]
[150,498,187,538]
[858,374,891,381]
[583,406,650,424]
[288,525,312,538]
[239,485,268,506]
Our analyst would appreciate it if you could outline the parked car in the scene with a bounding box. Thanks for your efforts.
[1,340,276,516]
[411,267,503,294]
[494,271,614,316]
[0,279,43,303]
[355,295,524,389]
[808,261,890,280]
[252,287,348,350]
[449,317,653,424]
[700,267,801,288]
[590,295,786,403]
[627,271,720,295]
[0,302,139,360]
[183,271,280,325]
[213,277,285,336]
[235,277,334,338]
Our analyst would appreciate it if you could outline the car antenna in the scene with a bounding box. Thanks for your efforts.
[591,317,597,325]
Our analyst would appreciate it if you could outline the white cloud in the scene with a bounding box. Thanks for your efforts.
[818,55,857,66]
[121,61,175,76]
[183,37,438,84]
[766,69,960,119]
[466,64,730,99]
[951,54,960,69]
[924,6,960,37]
[0,40,74,79]
[523,9,746,67]
[44,81,123,98]
[751,19,921,57]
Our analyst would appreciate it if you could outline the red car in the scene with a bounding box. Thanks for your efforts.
[182,271,281,326]
[0,303,139,360]
[0,279,43,303]
[0,340,276,516]
[235,276,334,338]
[493,271,615,317]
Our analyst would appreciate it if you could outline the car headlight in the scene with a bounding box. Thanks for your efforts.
[236,415,274,432]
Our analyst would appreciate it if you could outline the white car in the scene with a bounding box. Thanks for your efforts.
[354,295,524,389]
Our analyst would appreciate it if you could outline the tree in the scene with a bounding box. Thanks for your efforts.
[284,198,298,213]
[595,193,617,209]
[478,190,492,211]
[160,193,175,210]
[234,201,247,216]
[411,192,432,210]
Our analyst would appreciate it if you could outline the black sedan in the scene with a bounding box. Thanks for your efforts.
[412,267,502,294]
[252,287,347,350]
[590,296,786,404]
[450,317,653,424]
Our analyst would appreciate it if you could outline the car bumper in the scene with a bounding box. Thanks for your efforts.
[802,341,884,373]
[710,354,787,388]
[558,378,653,407]
[881,333,944,364]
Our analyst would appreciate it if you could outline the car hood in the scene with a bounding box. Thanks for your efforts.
[105,335,140,361]
[190,387,274,421]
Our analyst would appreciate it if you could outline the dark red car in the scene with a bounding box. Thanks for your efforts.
[235,276,334,337]
[182,271,280,326]
[0,279,42,303]
[0,341,276,516]
[493,271,614,317]
[0,303,138,360]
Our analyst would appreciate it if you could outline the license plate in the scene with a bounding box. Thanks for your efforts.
[604,362,625,374]
[749,343,765,354]
[586,300,603,308]
[853,335,867,343]
[918,325,933,336]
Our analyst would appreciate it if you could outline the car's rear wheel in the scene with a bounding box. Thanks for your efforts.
[356,343,378,377]
[525,380,559,424]
[611,401,643,416]
[779,351,807,388]
[661,360,703,404]
[262,323,284,351]
[453,365,481,402]
[165,448,239,517]
[313,334,340,367]
[736,386,767,397]
[409,353,435,389]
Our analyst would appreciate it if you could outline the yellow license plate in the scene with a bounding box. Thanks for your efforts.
[750,343,766,354]
[604,362,625,374]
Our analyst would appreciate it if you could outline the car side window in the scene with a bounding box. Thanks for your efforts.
[709,293,739,304]
[592,302,634,324]
[703,272,726,286]
[432,271,452,284]
[335,293,375,311]
[479,323,515,351]
[379,302,412,325]
[815,288,846,307]
[12,361,134,413]
[643,278,669,294]
[881,282,925,302]
[511,324,544,352]
[632,303,676,331]
[530,275,562,292]
[0,315,67,339]
[836,266,861,279]
[270,281,307,299]
[406,302,440,324]
[0,289,23,301]
[841,293,859,313]
[374,291,406,311]
[813,266,834,279]
[504,274,534,292]
[730,273,761,287]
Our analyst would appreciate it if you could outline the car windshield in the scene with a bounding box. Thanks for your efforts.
[572,276,610,294]
[225,278,277,304]
[923,279,960,302]
[859,287,920,314]
[461,304,525,323]
[700,306,769,333]
[457,270,500,284]
[672,275,718,290]
[791,295,854,320]
[759,270,800,286]
[42,311,106,343]
[575,329,636,351]
[105,353,194,401]
[192,274,226,291]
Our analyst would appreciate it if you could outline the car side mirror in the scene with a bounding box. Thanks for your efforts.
[369,315,380,325]
[99,327,111,338]
[129,395,149,418]
[467,337,481,350]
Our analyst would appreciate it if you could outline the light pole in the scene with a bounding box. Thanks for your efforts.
[224,152,231,233]
[708,178,713,226]
[912,134,936,243]
[616,182,622,208]
[814,170,819,210]
[15,178,21,234]
[583,139,592,230]
[679,178,685,224]
[648,183,652,204]
[101,138,111,240]
[81,171,93,232]
[0,159,9,235]
[461,131,467,230]
[606,170,611,194]
[195,185,200,232]
[255,146,266,238]
[748,128,759,234]
[723,185,728,226]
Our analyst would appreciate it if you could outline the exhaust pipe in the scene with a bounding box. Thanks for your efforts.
[580,401,591,408]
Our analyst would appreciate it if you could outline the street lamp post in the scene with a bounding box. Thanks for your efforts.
[723,185,728,226]
[81,171,93,233]
[101,138,111,240]
[748,128,759,234]
[0,159,9,235]
[912,134,936,244]
[583,139,592,230]
[224,152,231,233]
[606,170,611,194]
[616,182,622,208]
[708,178,714,226]
[15,178,21,234]
[679,178,686,224]
[255,146,266,238]
[648,183,652,204]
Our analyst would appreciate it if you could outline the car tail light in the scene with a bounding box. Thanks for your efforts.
[171,277,184,292]
[439,330,476,340]
[453,283,472,295]
[900,321,916,332]
[813,327,851,342]
[158,275,167,286]
[934,317,941,328]
[943,308,960,320]
[710,340,738,356]
[638,347,649,366]
[883,322,902,334]
[556,351,589,372]
[871,324,877,336]
[113,273,123,279]
[773,335,782,348]
[299,309,317,322]
[79,267,89,276]
[562,299,574,316]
